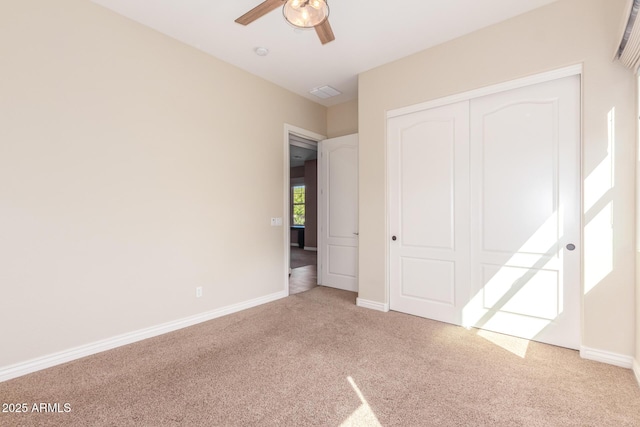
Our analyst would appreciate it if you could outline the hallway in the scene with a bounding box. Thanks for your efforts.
[290,247,317,295]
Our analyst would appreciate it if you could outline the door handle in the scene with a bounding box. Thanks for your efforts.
[566,243,576,251]
[353,232,359,236]
[392,236,397,241]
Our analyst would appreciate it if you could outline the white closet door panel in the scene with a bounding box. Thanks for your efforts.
[389,101,470,324]
[480,101,558,254]
[467,75,580,349]
[400,120,455,250]
[481,264,560,320]
[401,258,455,304]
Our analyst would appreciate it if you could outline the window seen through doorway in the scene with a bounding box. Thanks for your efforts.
[292,185,305,225]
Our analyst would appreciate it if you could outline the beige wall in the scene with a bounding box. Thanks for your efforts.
[327,100,358,138]
[290,166,305,179]
[0,0,326,368]
[359,0,636,356]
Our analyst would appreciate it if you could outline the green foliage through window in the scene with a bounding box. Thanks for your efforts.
[293,185,305,225]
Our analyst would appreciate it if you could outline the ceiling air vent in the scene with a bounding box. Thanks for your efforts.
[309,85,341,99]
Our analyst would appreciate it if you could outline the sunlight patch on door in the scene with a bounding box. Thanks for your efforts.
[462,216,562,326]
[339,377,382,427]
[462,212,561,332]
[515,208,560,255]
[482,265,559,320]
[463,289,556,340]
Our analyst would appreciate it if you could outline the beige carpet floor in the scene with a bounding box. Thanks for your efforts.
[1,287,639,426]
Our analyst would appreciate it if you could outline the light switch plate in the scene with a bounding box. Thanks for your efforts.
[271,217,283,226]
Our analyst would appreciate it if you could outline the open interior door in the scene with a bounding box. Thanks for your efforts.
[319,134,359,292]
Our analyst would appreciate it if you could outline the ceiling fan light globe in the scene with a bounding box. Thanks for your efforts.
[283,0,329,29]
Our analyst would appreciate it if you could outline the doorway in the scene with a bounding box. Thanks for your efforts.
[285,126,323,295]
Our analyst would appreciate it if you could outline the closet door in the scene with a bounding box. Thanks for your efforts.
[388,101,470,324]
[466,75,581,349]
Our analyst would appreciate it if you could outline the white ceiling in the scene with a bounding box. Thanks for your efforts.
[290,145,317,168]
[91,0,559,106]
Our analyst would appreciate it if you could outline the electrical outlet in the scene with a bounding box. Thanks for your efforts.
[270,217,283,226]
[196,286,203,298]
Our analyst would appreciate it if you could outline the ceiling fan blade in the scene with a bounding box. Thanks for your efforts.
[315,19,335,45]
[235,0,285,25]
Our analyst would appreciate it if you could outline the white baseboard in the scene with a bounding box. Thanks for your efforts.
[0,290,287,383]
[356,297,390,312]
[303,247,318,251]
[321,283,358,293]
[634,359,640,386]
[580,346,634,369]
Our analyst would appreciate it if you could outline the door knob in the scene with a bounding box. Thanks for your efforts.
[353,232,359,236]
[392,236,397,241]
[566,243,576,251]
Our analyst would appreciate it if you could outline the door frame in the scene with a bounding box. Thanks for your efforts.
[385,63,584,332]
[283,124,326,295]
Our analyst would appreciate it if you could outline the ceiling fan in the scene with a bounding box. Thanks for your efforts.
[235,0,335,45]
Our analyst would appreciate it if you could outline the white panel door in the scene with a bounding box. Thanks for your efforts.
[388,101,470,324]
[465,75,580,349]
[320,134,359,292]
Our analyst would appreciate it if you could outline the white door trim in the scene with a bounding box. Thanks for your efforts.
[283,124,326,295]
[386,64,583,119]
[385,66,584,338]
